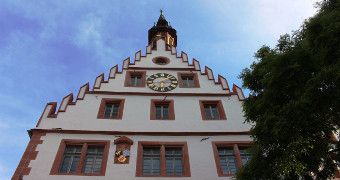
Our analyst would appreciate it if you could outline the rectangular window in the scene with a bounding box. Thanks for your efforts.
[136,142,190,177]
[50,140,110,176]
[97,98,125,119]
[165,148,184,175]
[59,146,82,173]
[125,71,146,87]
[204,104,220,119]
[130,75,142,86]
[82,146,104,174]
[155,104,169,119]
[212,141,252,177]
[181,76,195,87]
[218,147,237,175]
[103,103,120,118]
[142,148,161,175]
[150,99,175,120]
[199,100,227,120]
[178,73,200,88]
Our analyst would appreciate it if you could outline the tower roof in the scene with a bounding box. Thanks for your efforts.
[148,10,177,46]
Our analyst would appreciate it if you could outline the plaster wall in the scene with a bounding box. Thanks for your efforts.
[26,133,252,180]
[98,69,228,94]
[38,94,251,132]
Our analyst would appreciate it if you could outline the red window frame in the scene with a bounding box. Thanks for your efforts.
[177,72,200,88]
[124,71,146,87]
[212,141,252,177]
[150,99,175,120]
[199,100,227,120]
[50,139,110,176]
[97,98,125,119]
[135,141,191,177]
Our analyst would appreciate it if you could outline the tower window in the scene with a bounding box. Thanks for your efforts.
[178,73,200,88]
[152,57,170,65]
[97,98,125,119]
[181,76,195,87]
[130,75,142,86]
[125,71,146,87]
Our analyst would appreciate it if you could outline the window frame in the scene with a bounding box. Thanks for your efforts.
[124,71,146,87]
[177,73,200,88]
[50,139,110,176]
[199,100,227,120]
[136,141,191,177]
[212,141,252,177]
[97,98,125,119]
[150,99,175,120]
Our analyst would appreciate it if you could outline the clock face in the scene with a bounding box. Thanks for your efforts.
[146,73,178,92]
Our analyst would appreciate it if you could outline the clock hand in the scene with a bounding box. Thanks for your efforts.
[161,81,164,87]
[159,76,173,82]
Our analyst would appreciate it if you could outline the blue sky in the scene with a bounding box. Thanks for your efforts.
[0,0,318,179]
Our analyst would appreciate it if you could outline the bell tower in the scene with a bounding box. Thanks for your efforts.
[148,10,177,50]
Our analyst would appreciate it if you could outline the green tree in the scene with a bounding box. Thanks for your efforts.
[236,0,340,179]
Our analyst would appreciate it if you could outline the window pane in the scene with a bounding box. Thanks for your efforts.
[165,148,183,175]
[142,148,161,175]
[104,103,120,118]
[238,147,252,165]
[204,104,213,119]
[155,104,169,119]
[82,146,104,174]
[130,75,142,86]
[182,76,195,87]
[218,147,237,174]
[59,145,82,173]
[204,104,220,119]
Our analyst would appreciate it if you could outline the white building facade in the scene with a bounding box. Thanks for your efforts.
[12,13,251,180]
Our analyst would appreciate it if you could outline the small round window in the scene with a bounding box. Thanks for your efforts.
[152,57,170,65]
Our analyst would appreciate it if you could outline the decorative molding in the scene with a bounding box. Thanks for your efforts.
[232,84,245,101]
[12,132,46,180]
[123,57,130,69]
[77,83,89,100]
[58,93,73,112]
[87,91,231,97]
[114,136,133,164]
[93,73,104,90]
[30,129,249,136]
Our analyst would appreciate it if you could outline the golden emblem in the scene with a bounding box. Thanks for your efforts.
[118,155,127,163]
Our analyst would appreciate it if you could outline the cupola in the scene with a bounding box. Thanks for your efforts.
[148,10,177,50]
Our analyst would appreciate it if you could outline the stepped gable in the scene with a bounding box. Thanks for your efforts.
[36,38,246,127]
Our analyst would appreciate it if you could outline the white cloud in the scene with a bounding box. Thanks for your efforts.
[253,0,318,39]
